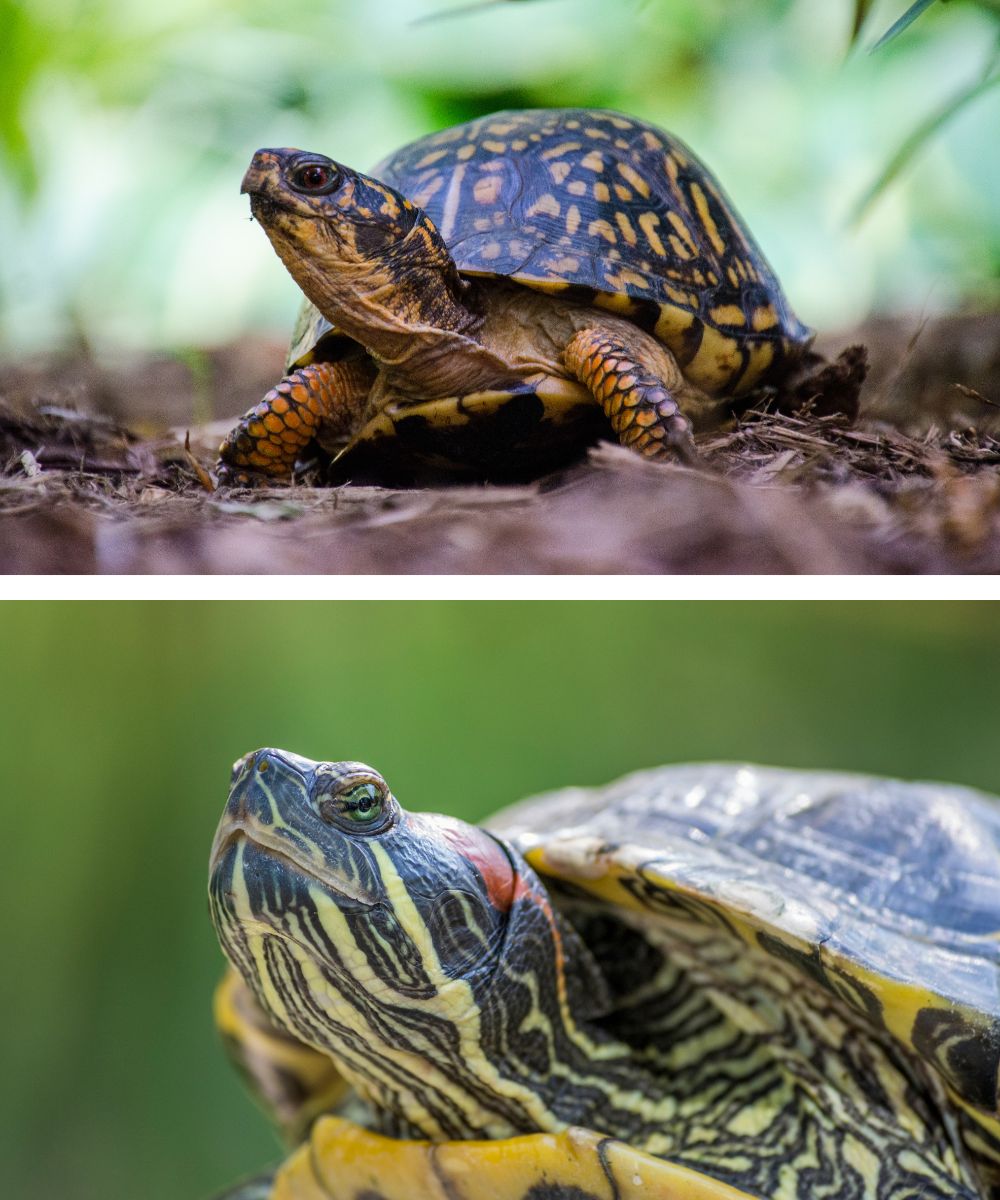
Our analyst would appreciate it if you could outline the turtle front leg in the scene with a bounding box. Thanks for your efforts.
[216,358,375,485]
[564,327,702,462]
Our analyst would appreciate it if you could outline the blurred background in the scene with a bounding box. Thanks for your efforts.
[1,0,998,368]
[3,600,1000,1198]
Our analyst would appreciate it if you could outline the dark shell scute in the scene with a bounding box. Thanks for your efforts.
[374,108,809,346]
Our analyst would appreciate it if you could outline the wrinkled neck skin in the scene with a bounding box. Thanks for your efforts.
[321,847,659,1144]
[264,217,519,399]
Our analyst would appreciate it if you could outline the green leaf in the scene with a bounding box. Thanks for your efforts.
[871,0,942,52]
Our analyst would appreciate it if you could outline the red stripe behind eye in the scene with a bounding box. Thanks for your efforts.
[435,819,533,913]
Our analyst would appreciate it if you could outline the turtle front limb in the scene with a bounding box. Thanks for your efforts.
[564,327,702,462]
[216,358,375,485]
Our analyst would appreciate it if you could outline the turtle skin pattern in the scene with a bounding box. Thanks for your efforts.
[210,757,999,1200]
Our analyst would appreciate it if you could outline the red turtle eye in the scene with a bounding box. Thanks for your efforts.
[292,163,336,192]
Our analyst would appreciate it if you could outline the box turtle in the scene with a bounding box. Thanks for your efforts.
[209,754,1000,1199]
[217,108,813,483]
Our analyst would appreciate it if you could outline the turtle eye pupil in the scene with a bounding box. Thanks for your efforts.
[295,164,333,191]
[318,781,387,828]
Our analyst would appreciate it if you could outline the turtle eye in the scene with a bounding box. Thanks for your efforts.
[290,162,337,193]
[317,780,391,831]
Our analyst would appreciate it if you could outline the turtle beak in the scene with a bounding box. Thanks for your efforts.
[241,149,290,196]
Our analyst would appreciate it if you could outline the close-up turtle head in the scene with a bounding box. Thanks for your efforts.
[241,149,468,353]
[208,747,600,1140]
[242,149,428,265]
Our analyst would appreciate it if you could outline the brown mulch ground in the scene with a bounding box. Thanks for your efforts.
[1,313,999,574]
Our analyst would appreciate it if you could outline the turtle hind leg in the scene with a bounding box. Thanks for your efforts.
[564,327,702,463]
[216,358,375,486]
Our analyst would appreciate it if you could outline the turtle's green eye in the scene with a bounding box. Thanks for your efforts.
[342,783,383,822]
[317,780,390,831]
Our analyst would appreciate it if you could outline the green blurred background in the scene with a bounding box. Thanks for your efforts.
[3,600,1000,1199]
[1,0,998,366]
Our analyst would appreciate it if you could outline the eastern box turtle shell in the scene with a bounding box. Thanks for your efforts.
[217,109,813,484]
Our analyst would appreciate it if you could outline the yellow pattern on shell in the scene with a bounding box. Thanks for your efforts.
[274,1118,760,1200]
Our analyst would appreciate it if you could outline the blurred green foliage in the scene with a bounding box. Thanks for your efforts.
[0,1,997,355]
[3,601,1000,1199]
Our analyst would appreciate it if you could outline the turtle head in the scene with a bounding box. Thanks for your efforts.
[241,149,468,346]
[209,748,610,1139]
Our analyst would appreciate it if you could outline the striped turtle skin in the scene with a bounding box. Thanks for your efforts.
[208,756,1000,1200]
[218,109,814,484]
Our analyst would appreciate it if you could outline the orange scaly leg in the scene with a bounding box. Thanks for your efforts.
[564,328,700,463]
[216,359,374,486]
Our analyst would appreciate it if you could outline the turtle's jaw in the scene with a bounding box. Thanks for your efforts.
[210,821,377,908]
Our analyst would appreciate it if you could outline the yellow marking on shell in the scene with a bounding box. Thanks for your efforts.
[487,121,516,135]
[668,235,693,261]
[527,193,561,219]
[275,1118,760,1200]
[594,291,639,316]
[566,179,587,197]
[580,151,604,172]
[739,341,774,391]
[482,139,506,154]
[410,174,444,208]
[438,163,467,240]
[613,183,633,203]
[605,269,648,292]
[753,305,779,332]
[566,204,581,236]
[473,175,503,205]
[415,148,448,168]
[665,284,698,308]
[594,181,611,203]
[711,304,746,327]
[687,326,743,389]
[473,217,492,232]
[549,161,572,184]
[653,304,696,345]
[584,126,610,140]
[638,211,666,257]
[565,119,581,129]
[481,241,502,260]
[614,212,638,246]
[727,265,740,287]
[642,130,664,151]
[616,161,650,198]
[542,141,582,160]
[527,277,573,295]
[689,182,726,255]
[456,143,476,161]
[511,138,528,151]
[664,154,681,188]
[588,218,617,244]
[666,211,698,255]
